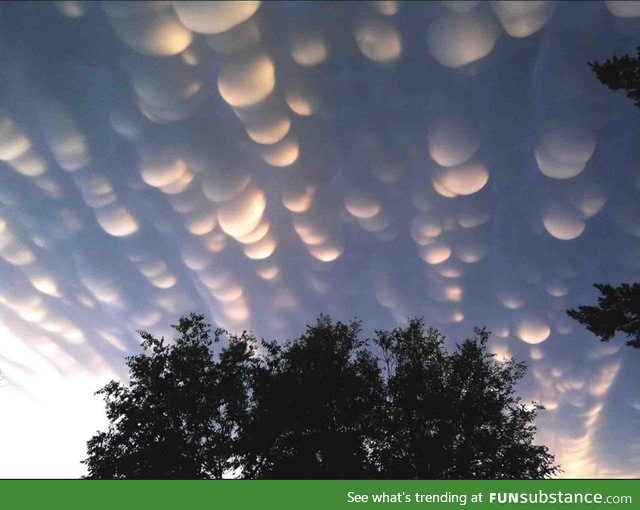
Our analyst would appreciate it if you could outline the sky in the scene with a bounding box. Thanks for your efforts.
[0,0,639,478]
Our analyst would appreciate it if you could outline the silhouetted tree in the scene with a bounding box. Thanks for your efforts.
[239,315,386,478]
[83,313,257,479]
[374,319,558,479]
[589,47,640,108]
[84,314,559,479]
[568,283,640,349]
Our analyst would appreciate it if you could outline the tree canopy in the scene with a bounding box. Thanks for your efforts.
[567,282,640,349]
[375,323,554,479]
[588,47,640,108]
[239,316,385,479]
[84,314,559,479]
[83,314,256,479]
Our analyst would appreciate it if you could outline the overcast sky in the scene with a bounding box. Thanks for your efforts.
[0,1,639,478]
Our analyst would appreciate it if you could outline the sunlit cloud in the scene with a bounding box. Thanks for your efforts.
[419,241,452,265]
[536,124,595,179]
[282,175,316,213]
[201,166,252,203]
[54,1,88,19]
[255,262,280,281]
[604,0,640,18]
[308,239,344,263]
[291,31,330,67]
[427,7,501,68]
[261,135,299,167]
[491,1,556,38]
[242,232,277,260]
[172,1,261,34]
[542,205,586,241]
[0,116,31,162]
[95,203,139,238]
[432,160,490,197]
[428,115,480,168]
[354,15,403,64]
[344,191,381,220]
[373,1,400,16]
[244,114,291,145]
[104,2,192,56]
[140,150,189,188]
[218,51,276,108]
[286,87,319,117]
[217,185,267,238]
[37,102,90,172]
[235,219,270,245]
[516,319,551,344]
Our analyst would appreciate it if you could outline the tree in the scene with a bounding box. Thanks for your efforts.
[83,313,257,479]
[567,282,640,349]
[374,319,558,479]
[84,314,559,479]
[239,317,557,479]
[238,315,386,479]
[588,47,640,108]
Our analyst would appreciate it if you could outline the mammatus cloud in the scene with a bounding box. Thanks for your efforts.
[0,0,639,478]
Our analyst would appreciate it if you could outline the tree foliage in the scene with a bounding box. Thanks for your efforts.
[374,321,555,479]
[83,314,257,479]
[84,314,559,479]
[588,47,640,108]
[239,316,385,478]
[567,282,640,349]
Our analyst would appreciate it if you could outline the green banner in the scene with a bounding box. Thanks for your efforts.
[1,480,637,509]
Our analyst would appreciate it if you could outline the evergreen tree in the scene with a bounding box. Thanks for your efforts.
[568,283,640,348]
[589,47,640,108]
